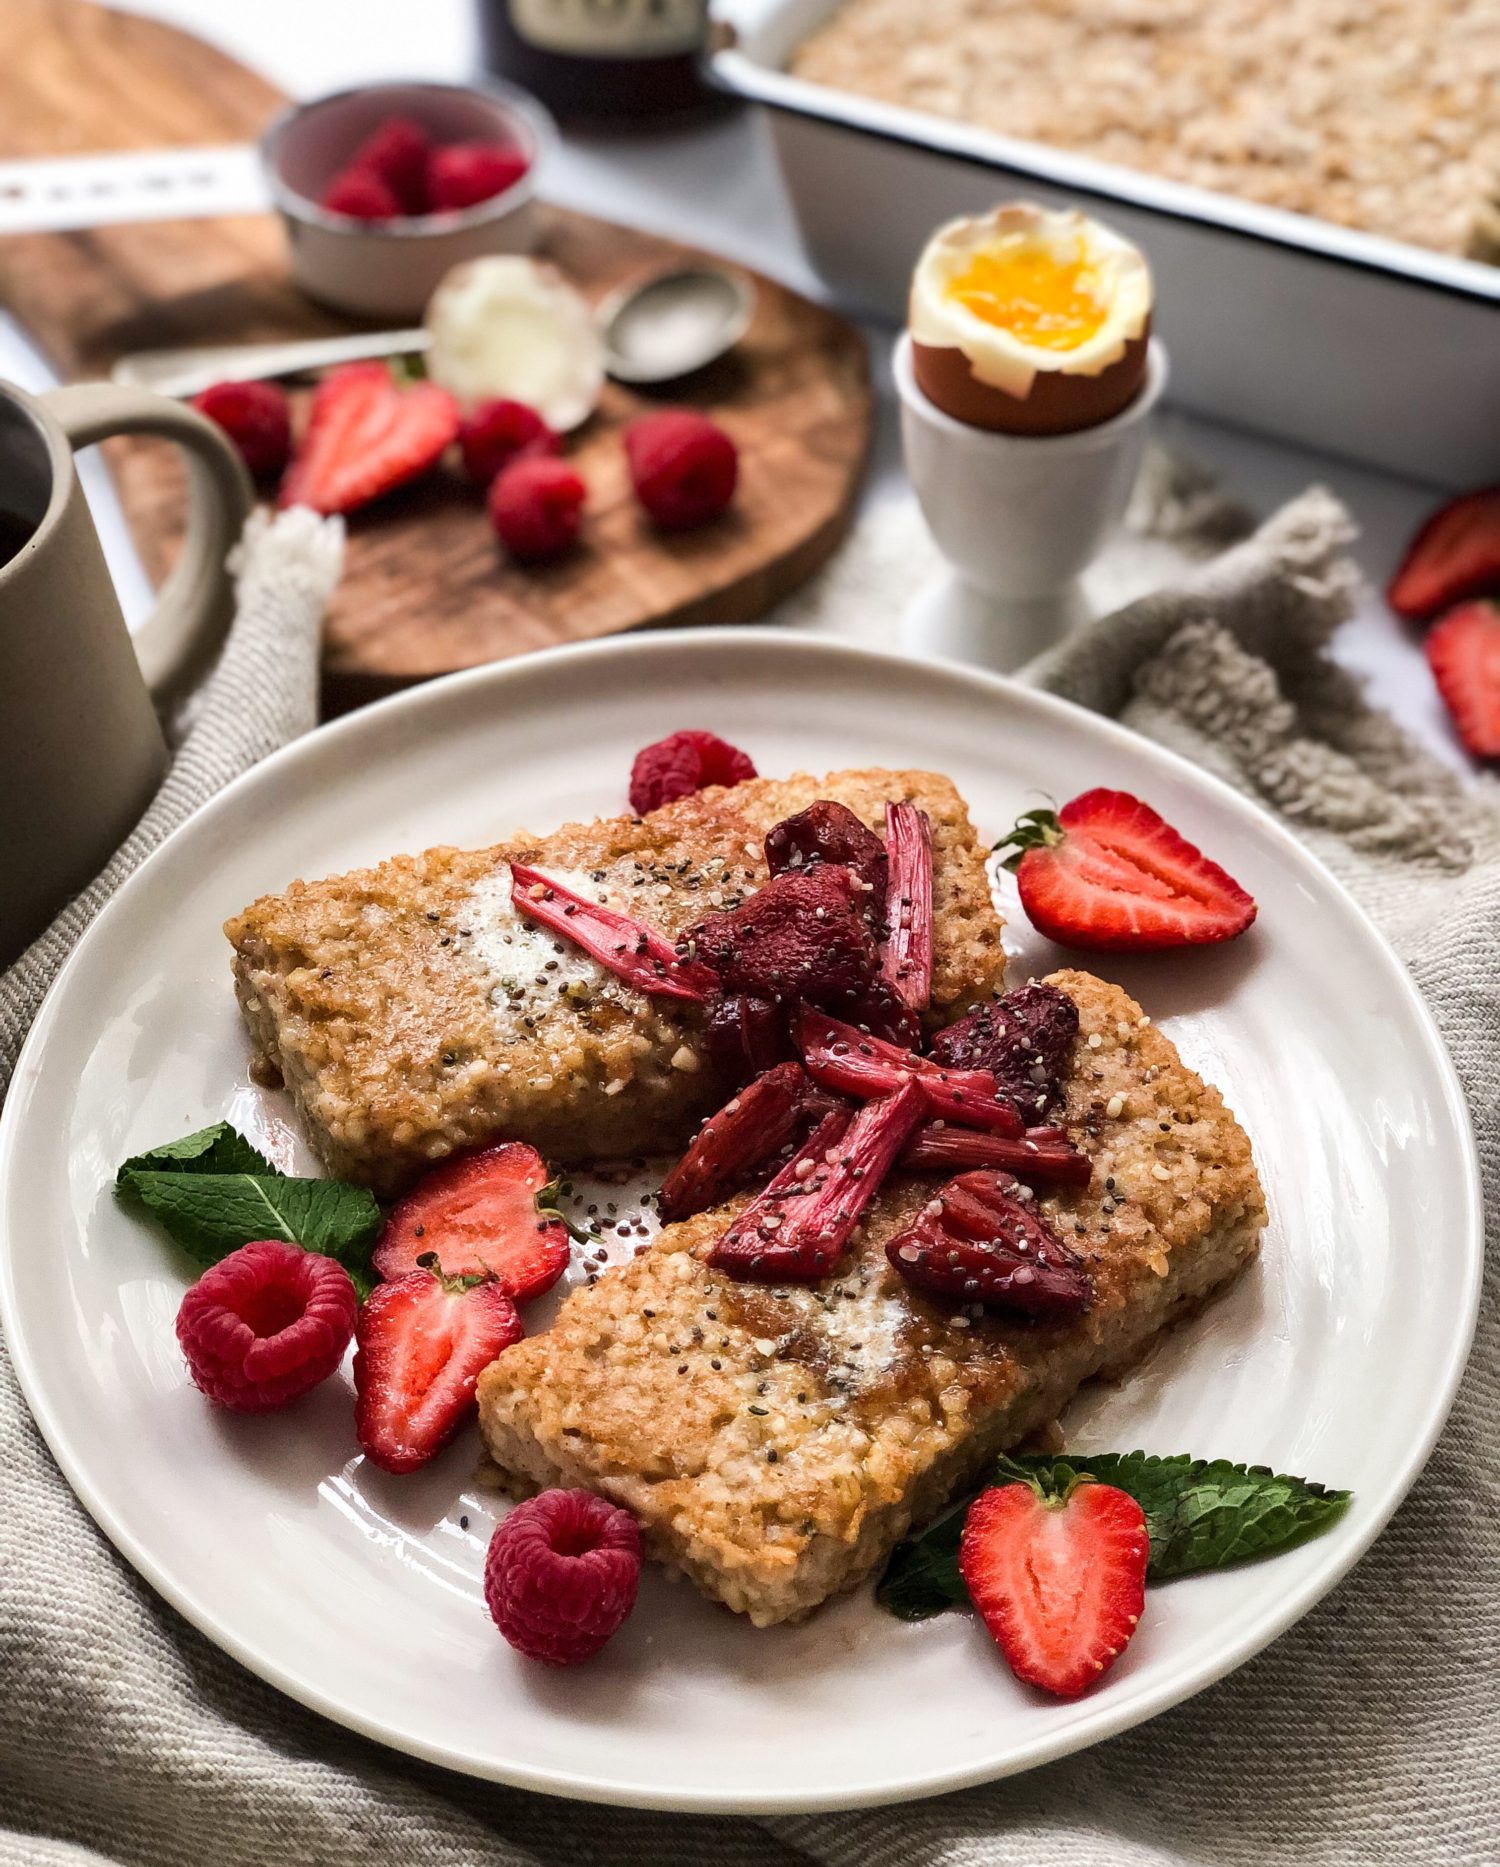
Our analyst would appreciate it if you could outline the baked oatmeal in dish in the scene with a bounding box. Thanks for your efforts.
[477,970,1267,1626]
[226,768,1002,1196]
[791,0,1500,261]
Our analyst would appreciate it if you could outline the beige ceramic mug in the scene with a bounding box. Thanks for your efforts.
[0,378,254,967]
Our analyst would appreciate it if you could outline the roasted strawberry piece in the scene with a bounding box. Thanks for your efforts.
[322,167,401,220]
[510,862,718,1001]
[879,802,934,1013]
[349,115,432,215]
[841,978,924,1049]
[628,729,757,815]
[427,140,530,212]
[1388,485,1500,620]
[354,1267,524,1474]
[702,992,795,1086]
[278,362,459,516]
[795,1004,1024,1134]
[685,864,879,1010]
[929,980,1080,1124]
[901,1121,1091,1189]
[708,1082,925,1283]
[373,1141,570,1300]
[1424,600,1500,758]
[959,1474,1148,1698]
[764,800,889,911]
[996,791,1257,952]
[885,1168,1092,1316]
[659,1062,840,1222]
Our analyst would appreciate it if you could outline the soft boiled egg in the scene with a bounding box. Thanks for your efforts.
[908,203,1152,435]
[424,256,605,433]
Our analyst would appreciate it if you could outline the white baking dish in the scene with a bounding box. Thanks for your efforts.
[713,0,1500,488]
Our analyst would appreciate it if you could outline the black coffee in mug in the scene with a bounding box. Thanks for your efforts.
[0,507,36,569]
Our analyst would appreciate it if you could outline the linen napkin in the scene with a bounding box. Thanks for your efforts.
[2,486,1495,1867]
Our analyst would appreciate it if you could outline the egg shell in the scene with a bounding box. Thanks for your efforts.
[911,322,1152,436]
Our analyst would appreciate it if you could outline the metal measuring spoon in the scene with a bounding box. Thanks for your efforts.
[597,267,755,385]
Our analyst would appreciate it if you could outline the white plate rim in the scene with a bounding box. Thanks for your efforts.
[0,627,1483,1813]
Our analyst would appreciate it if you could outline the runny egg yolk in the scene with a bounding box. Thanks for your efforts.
[946,246,1108,352]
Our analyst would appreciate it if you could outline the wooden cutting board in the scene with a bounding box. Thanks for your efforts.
[0,0,872,710]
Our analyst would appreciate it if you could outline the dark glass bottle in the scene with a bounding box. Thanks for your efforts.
[477,0,716,122]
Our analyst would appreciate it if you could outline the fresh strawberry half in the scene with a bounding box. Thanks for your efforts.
[278,362,459,516]
[959,1472,1148,1699]
[1424,600,1500,758]
[354,1268,524,1474]
[1388,485,1500,621]
[996,790,1257,952]
[373,1142,571,1301]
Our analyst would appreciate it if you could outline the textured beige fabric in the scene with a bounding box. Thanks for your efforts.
[2,489,1493,1866]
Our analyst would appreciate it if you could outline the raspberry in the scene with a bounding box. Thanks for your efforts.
[484,1489,641,1666]
[628,729,757,814]
[191,379,293,479]
[175,1240,357,1414]
[487,456,587,562]
[427,141,530,213]
[625,410,738,531]
[349,115,431,215]
[929,981,1081,1123]
[321,167,401,221]
[459,398,560,488]
[686,864,880,1008]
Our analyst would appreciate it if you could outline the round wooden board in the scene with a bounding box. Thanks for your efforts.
[0,0,873,710]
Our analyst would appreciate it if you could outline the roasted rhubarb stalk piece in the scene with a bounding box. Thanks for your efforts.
[795,1005,1024,1136]
[901,1122,1091,1188]
[880,802,934,1012]
[509,862,718,1002]
[708,1082,925,1283]
[658,1064,840,1223]
[885,1168,1092,1317]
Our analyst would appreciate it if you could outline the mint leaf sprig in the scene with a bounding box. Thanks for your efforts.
[116,1122,383,1298]
[877,1450,1352,1622]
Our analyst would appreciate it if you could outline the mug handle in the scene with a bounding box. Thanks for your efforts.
[41,382,255,704]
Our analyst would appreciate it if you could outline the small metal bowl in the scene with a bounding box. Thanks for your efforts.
[260,78,557,323]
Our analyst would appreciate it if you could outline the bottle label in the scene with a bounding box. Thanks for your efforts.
[508,0,705,57]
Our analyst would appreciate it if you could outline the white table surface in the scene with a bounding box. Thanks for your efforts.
[1,0,1469,772]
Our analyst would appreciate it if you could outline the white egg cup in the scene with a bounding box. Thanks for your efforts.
[894,332,1168,669]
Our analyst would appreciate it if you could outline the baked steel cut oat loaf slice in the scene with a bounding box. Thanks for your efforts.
[225,769,1002,1196]
[477,970,1267,1626]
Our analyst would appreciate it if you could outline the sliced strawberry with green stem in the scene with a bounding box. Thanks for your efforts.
[373,1141,572,1300]
[1387,485,1500,620]
[278,361,459,517]
[996,790,1257,952]
[1424,600,1500,759]
[959,1470,1148,1699]
[354,1266,524,1474]
[508,862,718,1002]
[794,1004,1024,1135]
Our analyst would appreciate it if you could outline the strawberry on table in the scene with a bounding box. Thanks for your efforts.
[1423,600,1500,759]
[995,789,1257,952]
[373,1141,571,1301]
[354,1267,523,1474]
[278,362,459,517]
[1387,485,1500,620]
[959,1471,1148,1698]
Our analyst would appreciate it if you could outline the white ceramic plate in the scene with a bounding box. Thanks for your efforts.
[0,632,1480,1813]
